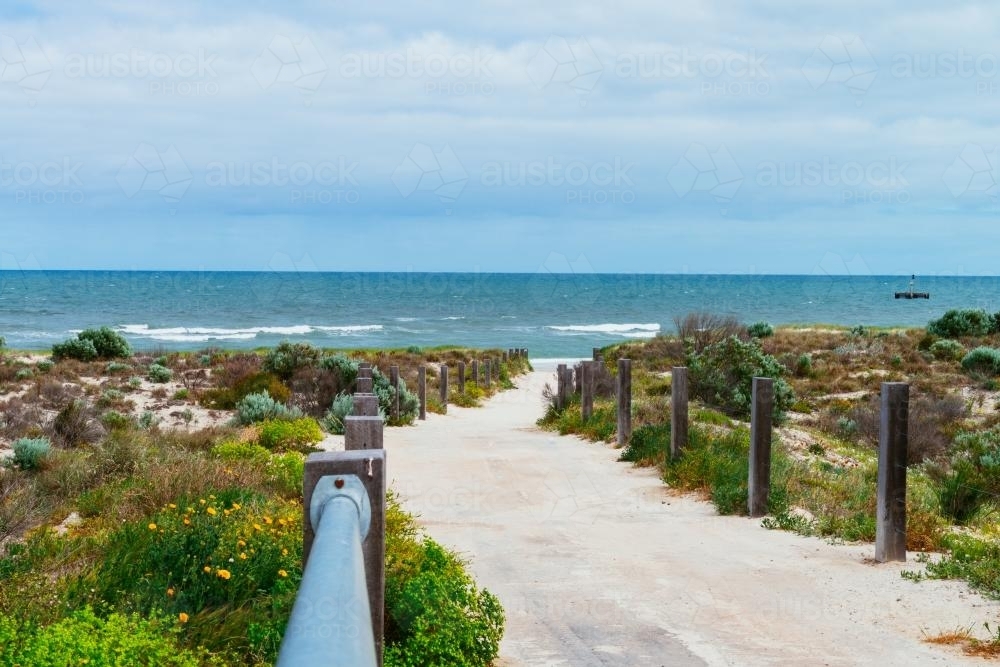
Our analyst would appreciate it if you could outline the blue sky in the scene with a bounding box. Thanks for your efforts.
[1,0,999,275]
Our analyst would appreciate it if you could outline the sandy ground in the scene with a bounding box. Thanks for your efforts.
[386,370,1000,666]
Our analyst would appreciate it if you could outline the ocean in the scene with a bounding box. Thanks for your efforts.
[1,272,998,358]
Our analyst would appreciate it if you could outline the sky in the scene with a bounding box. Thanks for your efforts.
[1,0,999,275]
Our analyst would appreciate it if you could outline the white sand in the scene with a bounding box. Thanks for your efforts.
[386,370,999,666]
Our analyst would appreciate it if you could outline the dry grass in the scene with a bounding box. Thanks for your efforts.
[924,628,1000,657]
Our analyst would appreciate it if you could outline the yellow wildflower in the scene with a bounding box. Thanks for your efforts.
[281,548,288,556]
[263,516,273,525]
[239,553,247,560]
[231,503,241,511]
[168,503,177,509]
[183,518,191,525]
[167,588,175,597]
[253,523,262,531]
[206,507,217,516]
[199,499,206,505]
[203,566,212,573]
[216,569,231,580]
[147,523,157,531]
[278,570,288,578]
[237,540,246,547]
[178,612,189,623]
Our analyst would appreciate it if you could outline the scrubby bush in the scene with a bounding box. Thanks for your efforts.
[51,338,98,362]
[319,353,359,385]
[687,336,795,423]
[201,372,290,410]
[0,608,213,667]
[961,346,1000,377]
[233,391,302,426]
[138,411,160,430]
[36,360,53,373]
[258,418,324,451]
[849,324,869,337]
[211,440,271,465]
[929,339,965,361]
[321,393,355,434]
[11,437,51,470]
[263,341,321,381]
[101,410,134,431]
[618,423,669,466]
[747,321,774,339]
[14,369,32,381]
[106,361,132,374]
[794,353,813,377]
[147,364,173,383]
[53,327,131,362]
[51,400,103,447]
[928,309,992,338]
[673,312,745,353]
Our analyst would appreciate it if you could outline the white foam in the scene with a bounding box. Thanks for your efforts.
[545,323,661,334]
[118,323,382,341]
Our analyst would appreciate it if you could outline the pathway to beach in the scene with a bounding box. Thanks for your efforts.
[387,369,998,666]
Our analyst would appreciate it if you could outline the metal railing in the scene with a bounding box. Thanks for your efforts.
[277,474,377,666]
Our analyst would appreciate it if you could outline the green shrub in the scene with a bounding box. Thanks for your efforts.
[794,353,813,377]
[128,376,143,389]
[79,327,132,359]
[51,338,98,362]
[321,393,355,434]
[138,411,159,430]
[919,533,1000,597]
[148,364,173,383]
[101,410,134,431]
[961,347,1000,377]
[106,361,132,374]
[263,342,321,381]
[15,368,32,381]
[929,339,965,361]
[258,418,324,451]
[0,608,215,667]
[928,309,991,338]
[384,540,504,667]
[36,360,53,373]
[747,321,774,339]
[619,423,669,466]
[233,391,302,426]
[173,389,190,401]
[319,354,359,385]
[849,324,868,337]
[406,345,422,354]
[688,336,795,423]
[267,452,305,497]
[11,437,51,470]
[211,440,271,465]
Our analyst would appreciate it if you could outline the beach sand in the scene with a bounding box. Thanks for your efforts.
[385,370,997,666]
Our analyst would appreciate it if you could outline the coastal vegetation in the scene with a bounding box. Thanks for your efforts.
[539,309,1000,642]
[0,339,524,665]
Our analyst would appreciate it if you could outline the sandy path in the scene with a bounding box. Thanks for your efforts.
[387,370,998,666]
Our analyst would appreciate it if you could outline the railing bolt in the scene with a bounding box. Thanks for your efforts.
[334,478,345,489]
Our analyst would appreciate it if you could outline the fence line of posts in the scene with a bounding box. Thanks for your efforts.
[279,348,528,665]
[561,357,910,565]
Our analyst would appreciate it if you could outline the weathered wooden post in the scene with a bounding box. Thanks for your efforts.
[876,382,909,563]
[581,361,594,421]
[457,361,465,394]
[439,364,448,410]
[748,377,774,517]
[574,362,582,394]
[502,351,508,363]
[556,363,568,410]
[471,359,480,387]
[671,367,688,459]
[302,449,386,663]
[389,365,400,422]
[418,366,426,420]
[617,359,632,447]
[484,360,492,389]
[593,347,601,361]
[493,357,500,383]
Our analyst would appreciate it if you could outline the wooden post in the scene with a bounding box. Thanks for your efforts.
[593,347,601,361]
[484,360,492,389]
[748,377,774,517]
[418,366,426,420]
[472,359,480,386]
[457,361,465,394]
[574,362,582,394]
[876,382,909,563]
[581,361,594,421]
[502,351,508,363]
[389,365,400,422]
[493,357,500,383]
[557,363,568,410]
[439,364,448,410]
[617,359,632,447]
[303,449,386,663]
[671,367,688,459]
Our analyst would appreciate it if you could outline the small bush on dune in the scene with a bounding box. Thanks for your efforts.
[202,372,290,410]
[747,321,774,339]
[927,309,992,338]
[11,437,52,471]
[52,327,131,362]
[319,353,359,385]
[147,363,173,383]
[687,336,795,423]
[211,440,271,465]
[961,347,1000,377]
[929,339,965,361]
[674,312,745,353]
[233,391,302,426]
[262,341,321,381]
[321,393,355,434]
[50,400,104,447]
[619,423,669,466]
[257,418,323,451]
